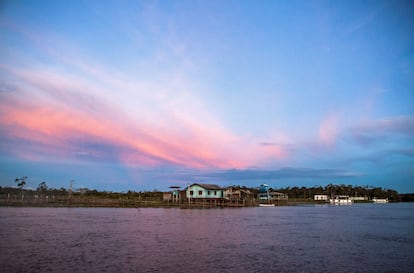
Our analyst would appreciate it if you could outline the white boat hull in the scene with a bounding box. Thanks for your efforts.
[259,203,275,207]
[372,198,389,203]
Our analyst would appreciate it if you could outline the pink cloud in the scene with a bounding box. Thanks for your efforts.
[0,78,289,170]
[0,24,291,169]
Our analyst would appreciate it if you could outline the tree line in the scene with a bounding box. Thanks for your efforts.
[272,184,400,201]
[0,177,410,202]
[222,183,403,201]
[0,177,163,202]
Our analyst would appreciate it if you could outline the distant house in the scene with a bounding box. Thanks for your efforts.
[163,186,186,203]
[257,191,288,201]
[257,184,288,202]
[225,187,254,201]
[186,183,224,199]
[350,196,367,201]
[269,191,288,200]
[314,194,328,201]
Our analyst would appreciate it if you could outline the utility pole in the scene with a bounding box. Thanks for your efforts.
[188,183,191,208]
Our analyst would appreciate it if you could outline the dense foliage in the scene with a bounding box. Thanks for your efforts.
[227,184,402,201]
[0,186,163,201]
[273,184,400,201]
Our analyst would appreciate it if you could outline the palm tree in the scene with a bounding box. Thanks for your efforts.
[37,181,48,192]
[15,176,27,188]
[15,176,27,201]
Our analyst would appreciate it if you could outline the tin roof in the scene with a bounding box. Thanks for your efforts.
[189,183,222,190]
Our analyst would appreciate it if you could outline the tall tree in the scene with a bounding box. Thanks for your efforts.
[15,176,27,189]
[37,181,48,192]
[14,176,27,201]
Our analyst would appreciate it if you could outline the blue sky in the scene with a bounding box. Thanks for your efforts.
[0,0,413,192]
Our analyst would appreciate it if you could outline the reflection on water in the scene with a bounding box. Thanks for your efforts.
[1,203,413,273]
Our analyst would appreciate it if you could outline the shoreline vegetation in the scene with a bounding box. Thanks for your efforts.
[1,184,413,208]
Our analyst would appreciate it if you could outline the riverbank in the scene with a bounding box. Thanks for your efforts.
[0,197,405,208]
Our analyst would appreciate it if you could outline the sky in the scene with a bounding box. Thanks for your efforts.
[0,0,413,193]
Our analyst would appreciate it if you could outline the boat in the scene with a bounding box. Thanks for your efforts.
[259,203,276,207]
[372,198,389,203]
[329,195,353,205]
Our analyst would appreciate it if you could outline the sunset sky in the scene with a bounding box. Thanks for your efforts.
[1,0,413,192]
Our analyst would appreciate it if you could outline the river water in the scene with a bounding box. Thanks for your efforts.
[0,203,413,273]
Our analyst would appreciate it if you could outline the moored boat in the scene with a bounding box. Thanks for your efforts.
[259,203,276,207]
[372,198,389,203]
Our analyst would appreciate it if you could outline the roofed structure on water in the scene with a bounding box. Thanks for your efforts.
[187,183,224,199]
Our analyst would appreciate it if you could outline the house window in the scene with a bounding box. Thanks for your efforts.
[214,191,217,195]
[208,191,210,195]
[198,190,202,195]
[190,190,194,196]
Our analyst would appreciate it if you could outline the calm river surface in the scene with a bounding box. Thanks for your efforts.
[1,203,413,273]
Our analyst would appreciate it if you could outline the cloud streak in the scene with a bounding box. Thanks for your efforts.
[165,167,363,183]
[348,116,414,146]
